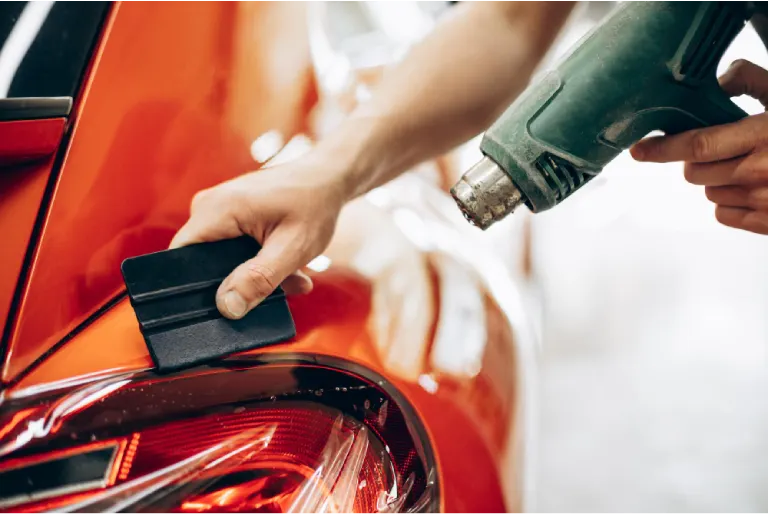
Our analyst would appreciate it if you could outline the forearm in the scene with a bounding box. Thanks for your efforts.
[314,1,576,199]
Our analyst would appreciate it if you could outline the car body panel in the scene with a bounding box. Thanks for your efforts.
[1,2,316,383]
[0,118,66,340]
[0,2,534,511]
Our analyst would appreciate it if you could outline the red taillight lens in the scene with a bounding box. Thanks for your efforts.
[128,404,397,513]
[0,357,437,512]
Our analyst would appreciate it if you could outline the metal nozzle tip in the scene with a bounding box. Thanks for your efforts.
[450,157,524,230]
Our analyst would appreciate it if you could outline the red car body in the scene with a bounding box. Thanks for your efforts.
[0,3,535,512]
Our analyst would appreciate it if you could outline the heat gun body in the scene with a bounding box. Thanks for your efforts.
[453,2,758,229]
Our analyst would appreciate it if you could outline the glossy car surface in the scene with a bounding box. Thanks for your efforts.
[0,3,535,512]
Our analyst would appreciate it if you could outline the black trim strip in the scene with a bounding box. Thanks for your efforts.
[0,97,72,121]
[0,443,118,508]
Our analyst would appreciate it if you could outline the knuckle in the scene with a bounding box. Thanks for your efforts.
[691,131,712,161]
[191,189,212,210]
[636,141,656,160]
[723,59,752,89]
[683,163,699,184]
[757,161,768,182]
[230,189,252,215]
[730,59,751,77]
[244,263,277,297]
[734,160,763,183]
[714,206,733,226]
[744,211,768,234]
[292,228,314,253]
[748,187,768,210]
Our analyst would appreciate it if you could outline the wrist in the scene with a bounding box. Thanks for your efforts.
[310,112,388,201]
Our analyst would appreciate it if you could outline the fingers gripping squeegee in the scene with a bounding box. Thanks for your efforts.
[121,236,296,372]
[452,1,761,229]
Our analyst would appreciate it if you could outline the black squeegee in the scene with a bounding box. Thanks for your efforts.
[121,236,296,372]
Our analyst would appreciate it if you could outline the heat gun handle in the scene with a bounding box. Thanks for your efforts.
[601,81,749,149]
[667,79,749,135]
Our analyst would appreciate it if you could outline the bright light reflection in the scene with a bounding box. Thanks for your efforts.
[417,374,438,394]
[0,1,53,97]
[249,130,284,164]
[306,255,332,272]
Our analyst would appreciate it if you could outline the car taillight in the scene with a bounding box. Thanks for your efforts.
[0,355,438,513]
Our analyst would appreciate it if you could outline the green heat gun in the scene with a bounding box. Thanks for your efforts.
[451,1,765,229]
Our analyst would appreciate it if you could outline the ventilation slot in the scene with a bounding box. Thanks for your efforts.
[534,153,592,200]
[679,5,743,81]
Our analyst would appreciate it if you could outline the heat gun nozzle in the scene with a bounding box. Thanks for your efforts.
[450,157,525,230]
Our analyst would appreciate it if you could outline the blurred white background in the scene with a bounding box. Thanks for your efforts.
[531,6,768,512]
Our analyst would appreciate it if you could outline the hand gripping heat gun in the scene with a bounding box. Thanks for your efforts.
[451,1,765,229]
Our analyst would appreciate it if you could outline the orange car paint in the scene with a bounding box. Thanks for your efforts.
[0,118,66,341]
[2,2,315,383]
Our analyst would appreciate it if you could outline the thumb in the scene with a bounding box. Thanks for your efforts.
[719,59,768,107]
[215,228,309,319]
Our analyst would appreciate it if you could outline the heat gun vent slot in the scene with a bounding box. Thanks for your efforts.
[535,153,591,201]
[678,4,744,81]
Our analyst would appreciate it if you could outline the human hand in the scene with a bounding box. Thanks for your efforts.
[170,154,349,319]
[630,60,768,235]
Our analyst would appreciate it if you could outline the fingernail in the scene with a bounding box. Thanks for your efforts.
[222,291,247,319]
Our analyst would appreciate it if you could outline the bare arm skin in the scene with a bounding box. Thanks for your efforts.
[315,2,577,199]
[171,2,576,319]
